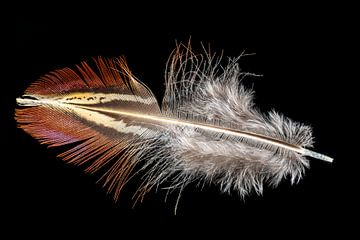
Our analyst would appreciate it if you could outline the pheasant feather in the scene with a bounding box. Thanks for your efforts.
[15,44,332,205]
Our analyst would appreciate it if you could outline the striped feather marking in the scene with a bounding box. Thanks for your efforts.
[17,96,160,137]
[72,106,158,136]
[56,92,157,105]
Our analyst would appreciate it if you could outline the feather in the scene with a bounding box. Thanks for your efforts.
[15,43,332,206]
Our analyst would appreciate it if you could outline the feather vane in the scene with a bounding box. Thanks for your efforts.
[15,44,332,204]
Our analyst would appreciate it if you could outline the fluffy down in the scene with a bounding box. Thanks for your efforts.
[139,45,313,198]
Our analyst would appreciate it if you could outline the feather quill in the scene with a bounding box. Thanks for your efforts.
[15,43,332,205]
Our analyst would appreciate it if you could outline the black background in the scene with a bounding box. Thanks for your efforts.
[6,3,354,237]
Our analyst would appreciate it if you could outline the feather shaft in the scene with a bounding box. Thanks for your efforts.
[76,105,333,163]
[18,96,332,162]
[301,149,333,162]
